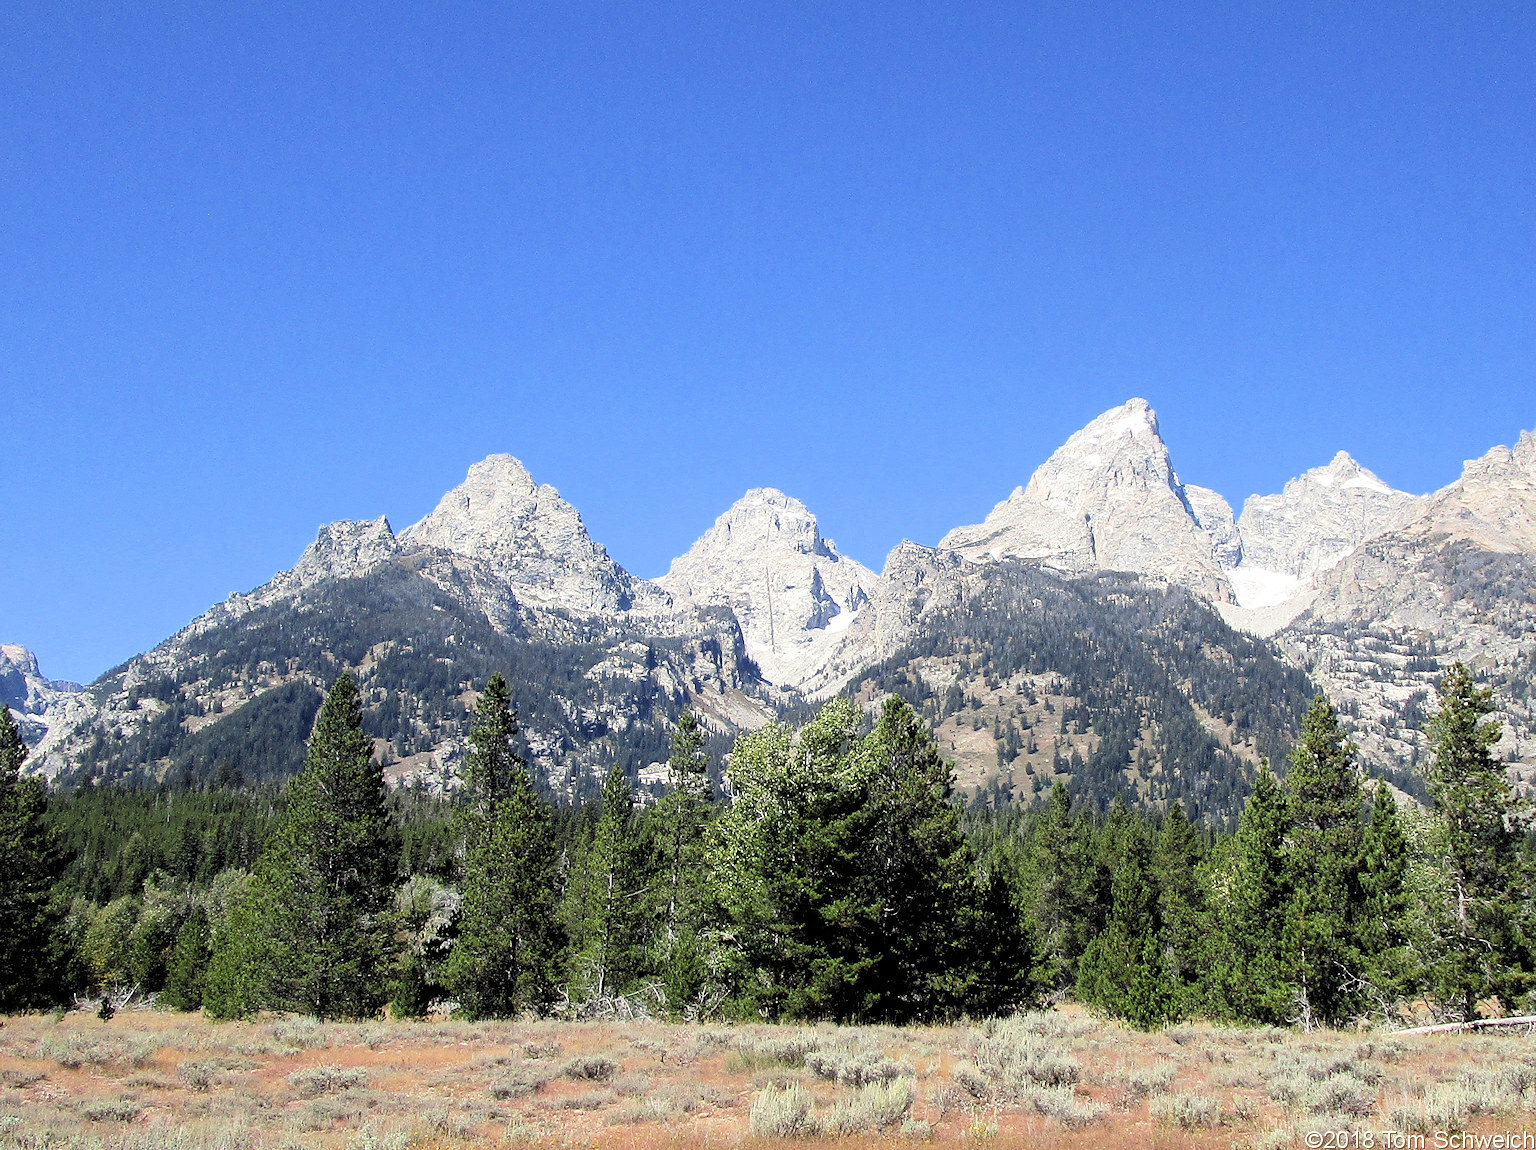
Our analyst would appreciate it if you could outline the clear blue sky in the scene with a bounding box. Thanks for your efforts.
[4,2,1533,684]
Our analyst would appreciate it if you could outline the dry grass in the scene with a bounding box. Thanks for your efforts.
[0,1006,1533,1148]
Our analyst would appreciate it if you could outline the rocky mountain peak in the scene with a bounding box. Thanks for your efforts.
[291,516,399,586]
[1410,429,1536,553]
[1236,453,1419,583]
[0,644,83,748]
[401,454,650,614]
[657,489,876,690]
[938,398,1232,601]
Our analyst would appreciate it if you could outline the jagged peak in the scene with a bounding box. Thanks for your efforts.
[668,487,841,565]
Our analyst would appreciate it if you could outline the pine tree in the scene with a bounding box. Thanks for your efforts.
[709,698,881,1021]
[564,763,646,1005]
[1213,762,1291,1023]
[859,695,1019,1021]
[161,907,211,1011]
[1075,813,1171,1026]
[205,673,394,1019]
[1022,782,1097,997]
[652,710,713,1011]
[1357,783,1412,1012]
[440,675,565,1019]
[1423,663,1531,1018]
[1152,802,1207,1014]
[1282,695,1366,1026]
[0,705,67,1010]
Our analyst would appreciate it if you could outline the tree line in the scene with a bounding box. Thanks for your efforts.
[1,662,1529,1027]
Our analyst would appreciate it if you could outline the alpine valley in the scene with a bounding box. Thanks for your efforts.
[12,400,1536,819]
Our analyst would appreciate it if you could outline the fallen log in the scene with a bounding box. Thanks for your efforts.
[1393,1015,1536,1036]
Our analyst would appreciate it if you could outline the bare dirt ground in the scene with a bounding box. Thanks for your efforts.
[2,1005,1534,1148]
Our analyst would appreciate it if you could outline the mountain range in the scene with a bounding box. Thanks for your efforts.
[12,399,1534,815]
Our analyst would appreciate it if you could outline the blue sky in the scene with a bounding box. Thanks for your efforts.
[4,2,1534,684]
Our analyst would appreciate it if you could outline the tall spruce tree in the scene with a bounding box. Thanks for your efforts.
[1152,802,1207,1014]
[205,674,394,1019]
[1357,783,1412,1012]
[1282,695,1366,1026]
[564,763,645,1004]
[1213,762,1291,1023]
[0,706,66,1010]
[1423,663,1531,1018]
[859,695,1023,1021]
[441,674,564,1019]
[1022,782,1097,997]
[651,710,713,1010]
[709,697,881,1021]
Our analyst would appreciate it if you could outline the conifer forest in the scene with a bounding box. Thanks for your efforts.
[3,663,1531,1033]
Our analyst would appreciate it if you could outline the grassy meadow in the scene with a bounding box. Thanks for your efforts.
[3,1008,1535,1149]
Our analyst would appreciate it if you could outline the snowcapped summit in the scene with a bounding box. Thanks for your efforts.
[938,398,1234,601]
[401,454,655,614]
[657,488,877,688]
[1236,451,1419,583]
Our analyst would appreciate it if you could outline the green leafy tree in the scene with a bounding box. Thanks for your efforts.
[205,673,394,1019]
[0,706,67,1010]
[440,674,564,1019]
[1423,663,1531,1017]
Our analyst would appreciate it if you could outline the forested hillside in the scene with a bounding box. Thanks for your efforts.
[51,561,752,803]
[848,564,1317,823]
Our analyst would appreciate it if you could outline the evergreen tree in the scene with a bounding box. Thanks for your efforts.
[651,710,713,1011]
[440,675,564,1019]
[205,673,394,1019]
[1075,812,1172,1026]
[161,907,211,1011]
[564,763,646,1005]
[1212,762,1291,1023]
[1357,783,1412,1012]
[1021,782,1097,997]
[0,705,67,1010]
[1423,663,1531,1017]
[859,696,1023,1020]
[709,698,881,1021]
[1282,695,1366,1026]
[1151,802,1207,1014]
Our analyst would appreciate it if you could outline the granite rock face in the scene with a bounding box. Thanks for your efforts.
[938,399,1233,601]
[657,488,877,689]
[0,644,82,747]
[1236,451,1420,581]
[401,454,666,616]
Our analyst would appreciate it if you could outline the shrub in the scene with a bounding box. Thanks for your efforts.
[523,1040,562,1060]
[177,1060,218,1092]
[286,1065,369,1097]
[820,1079,916,1134]
[563,1055,618,1082]
[489,1069,553,1099]
[1028,1086,1107,1129]
[749,1083,817,1138]
[1151,1092,1220,1129]
[805,1050,914,1086]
